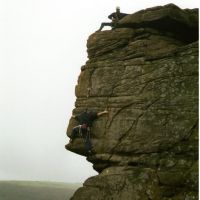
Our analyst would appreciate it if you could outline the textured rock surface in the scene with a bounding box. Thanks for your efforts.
[66,4,198,200]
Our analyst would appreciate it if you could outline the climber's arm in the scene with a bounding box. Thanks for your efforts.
[72,114,79,120]
[108,13,115,20]
[97,110,108,117]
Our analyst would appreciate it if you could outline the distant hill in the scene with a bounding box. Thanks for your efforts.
[0,181,81,200]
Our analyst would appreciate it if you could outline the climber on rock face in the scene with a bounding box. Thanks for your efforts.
[98,6,128,31]
[69,110,108,154]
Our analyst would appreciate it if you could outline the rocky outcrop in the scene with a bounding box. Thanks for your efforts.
[65,4,198,200]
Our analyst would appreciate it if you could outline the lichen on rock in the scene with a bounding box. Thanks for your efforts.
[65,4,198,200]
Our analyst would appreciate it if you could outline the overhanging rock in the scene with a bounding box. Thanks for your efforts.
[66,4,198,200]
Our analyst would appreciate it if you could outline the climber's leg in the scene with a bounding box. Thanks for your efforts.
[70,126,80,142]
[98,22,112,31]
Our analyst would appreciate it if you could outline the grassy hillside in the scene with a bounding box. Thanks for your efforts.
[0,181,81,200]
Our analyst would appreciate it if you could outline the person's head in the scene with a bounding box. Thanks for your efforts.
[116,6,120,13]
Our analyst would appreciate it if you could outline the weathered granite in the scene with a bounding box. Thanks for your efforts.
[65,4,198,200]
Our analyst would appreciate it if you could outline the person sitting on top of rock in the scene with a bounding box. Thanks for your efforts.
[98,6,128,31]
[70,109,108,154]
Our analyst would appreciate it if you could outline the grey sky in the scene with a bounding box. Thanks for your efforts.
[0,0,198,183]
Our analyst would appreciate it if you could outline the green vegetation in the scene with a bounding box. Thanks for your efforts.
[0,181,81,200]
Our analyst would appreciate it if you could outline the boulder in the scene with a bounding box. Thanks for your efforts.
[66,4,198,200]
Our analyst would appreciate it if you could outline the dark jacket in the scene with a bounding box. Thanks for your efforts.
[108,12,128,21]
[75,111,97,127]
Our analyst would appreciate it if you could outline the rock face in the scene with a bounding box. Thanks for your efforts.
[66,4,198,200]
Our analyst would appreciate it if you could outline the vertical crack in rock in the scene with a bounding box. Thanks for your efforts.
[109,98,160,158]
[87,68,96,98]
[107,102,135,129]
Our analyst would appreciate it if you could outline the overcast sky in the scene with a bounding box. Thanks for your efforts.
[0,0,199,183]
